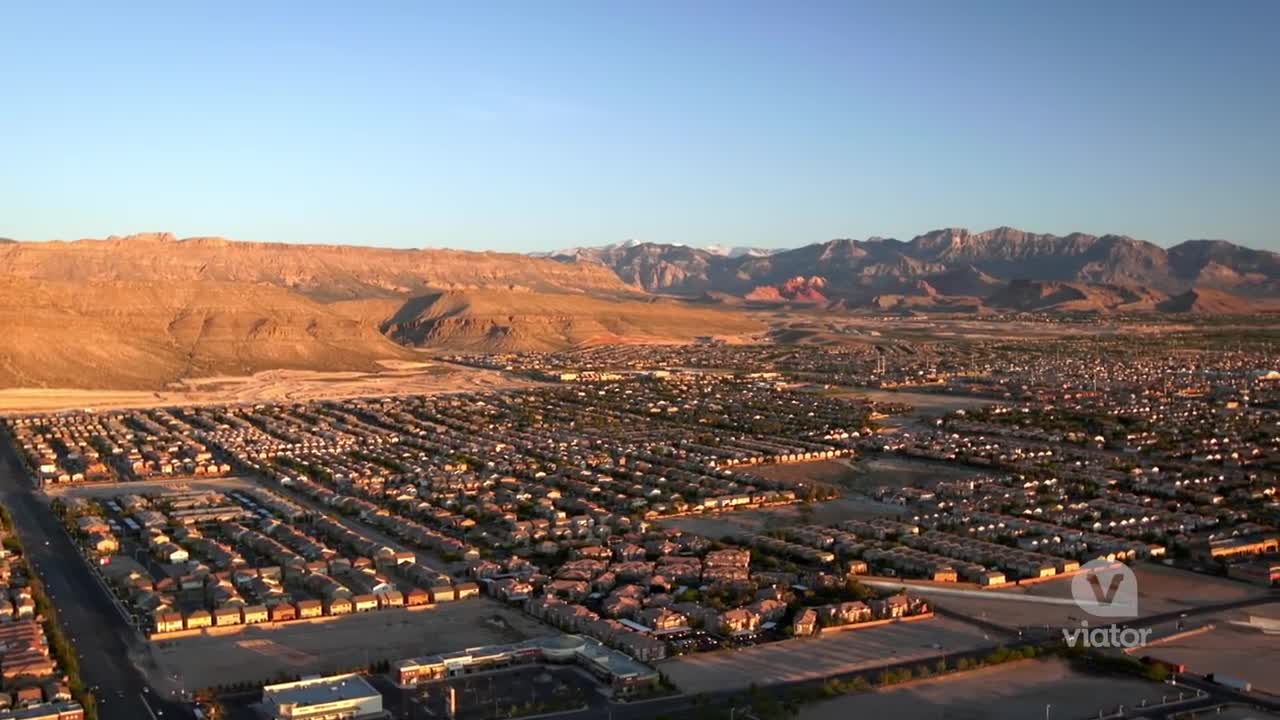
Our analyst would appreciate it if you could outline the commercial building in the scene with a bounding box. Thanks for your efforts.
[0,703,84,720]
[394,635,659,696]
[1227,557,1280,586]
[1196,534,1280,562]
[261,673,385,720]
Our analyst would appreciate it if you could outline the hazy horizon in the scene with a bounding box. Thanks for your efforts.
[3,1,1278,252]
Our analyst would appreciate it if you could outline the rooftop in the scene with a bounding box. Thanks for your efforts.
[262,672,379,708]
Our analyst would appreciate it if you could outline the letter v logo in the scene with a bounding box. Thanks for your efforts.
[1072,559,1138,618]
[1086,572,1125,605]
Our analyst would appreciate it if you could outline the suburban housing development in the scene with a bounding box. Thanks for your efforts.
[0,329,1276,720]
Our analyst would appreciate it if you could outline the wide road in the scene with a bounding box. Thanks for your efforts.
[0,434,190,720]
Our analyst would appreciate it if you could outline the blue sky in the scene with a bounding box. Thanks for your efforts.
[2,1,1277,251]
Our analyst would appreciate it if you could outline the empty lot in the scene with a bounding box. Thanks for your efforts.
[660,616,992,694]
[45,476,259,499]
[930,564,1268,631]
[1020,563,1266,616]
[0,360,530,413]
[1137,608,1280,695]
[147,599,554,687]
[799,658,1168,720]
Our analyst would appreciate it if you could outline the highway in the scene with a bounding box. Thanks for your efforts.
[0,436,191,720]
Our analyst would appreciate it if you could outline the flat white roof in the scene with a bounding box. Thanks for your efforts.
[263,673,379,707]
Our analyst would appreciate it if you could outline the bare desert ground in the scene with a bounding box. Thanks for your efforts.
[1019,562,1267,616]
[829,387,995,417]
[145,599,553,688]
[1136,606,1280,695]
[659,492,911,541]
[754,455,987,494]
[798,658,1170,720]
[918,564,1268,633]
[661,454,958,539]
[0,359,532,414]
[43,476,259,499]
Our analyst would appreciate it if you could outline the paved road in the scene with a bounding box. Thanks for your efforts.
[1173,674,1280,714]
[0,435,190,720]
[1098,673,1280,720]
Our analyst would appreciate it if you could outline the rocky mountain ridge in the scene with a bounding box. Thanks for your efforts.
[551,227,1280,302]
[1,229,1275,390]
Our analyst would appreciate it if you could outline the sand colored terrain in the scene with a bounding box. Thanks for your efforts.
[1139,608,1280,695]
[382,288,766,351]
[923,563,1268,630]
[1,231,1271,392]
[0,232,630,299]
[0,276,418,390]
[799,658,1169,720]
[143,600,551,689]
[0,360,531,414]
[0,234,767,389]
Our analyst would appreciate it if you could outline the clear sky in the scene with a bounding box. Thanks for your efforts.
[3,1,1277,252]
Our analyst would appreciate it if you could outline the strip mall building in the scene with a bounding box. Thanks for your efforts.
[393,635,659,695]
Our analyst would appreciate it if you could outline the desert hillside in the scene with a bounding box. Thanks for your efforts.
[0,234,766,389]
[0,233,632,300]
[1,229,1276,391]
[382,289,764,351]
[985,280,1168,313]
[0,277,413,389]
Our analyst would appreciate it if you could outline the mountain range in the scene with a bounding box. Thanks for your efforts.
[546,227,1280,303]
[0,227,1276,390]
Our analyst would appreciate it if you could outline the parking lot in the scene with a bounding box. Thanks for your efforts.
[666,629,721,655]
[381,665,599,720]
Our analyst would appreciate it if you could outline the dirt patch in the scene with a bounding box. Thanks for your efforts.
[926,564,1270,631]
[798,658,1169,720]
[752,459,861,487]
[0,362,531,414]
[1019,563,1267,616]
[147,599,554,689]
[1135,614,1280,695]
